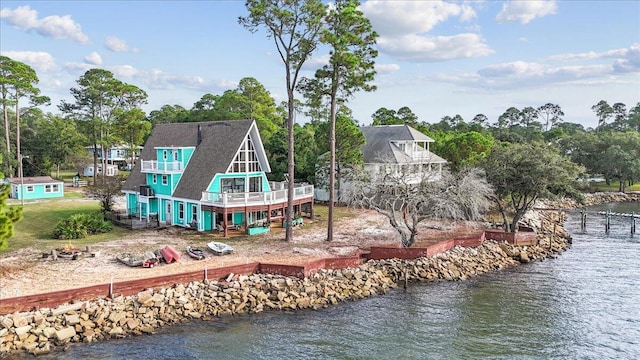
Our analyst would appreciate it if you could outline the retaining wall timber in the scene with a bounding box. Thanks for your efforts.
[0,230,513,315]
[369,232,485,261]
[485,230,537,246]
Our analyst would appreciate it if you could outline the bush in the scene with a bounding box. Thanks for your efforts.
[53,213,113,239]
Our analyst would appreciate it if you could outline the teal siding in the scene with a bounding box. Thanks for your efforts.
[14,183,63,200]
[127,193,137,215]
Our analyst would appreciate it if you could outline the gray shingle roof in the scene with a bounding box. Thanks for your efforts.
[360,125,445,164]
[6,176,61,185]
[122,120,255,201]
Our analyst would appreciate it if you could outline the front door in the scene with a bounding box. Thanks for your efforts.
[166,202,172,225]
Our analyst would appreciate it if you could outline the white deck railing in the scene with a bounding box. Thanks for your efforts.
[140,160,184,173]
[201,184,314,207]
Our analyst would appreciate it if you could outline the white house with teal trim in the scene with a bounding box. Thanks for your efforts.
[121,120,314,237]
[6,176,64,201]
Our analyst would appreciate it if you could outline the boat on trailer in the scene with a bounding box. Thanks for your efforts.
[207,241,234,256]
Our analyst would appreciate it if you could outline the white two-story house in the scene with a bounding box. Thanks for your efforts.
[315,124,447,202]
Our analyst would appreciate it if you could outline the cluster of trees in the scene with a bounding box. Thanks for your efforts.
[1,0,639,248]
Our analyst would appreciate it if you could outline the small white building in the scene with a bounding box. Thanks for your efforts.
[83,163,120,177]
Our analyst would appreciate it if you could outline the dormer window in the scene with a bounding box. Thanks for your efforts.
[173,150,179,161]
[163,150,168,160]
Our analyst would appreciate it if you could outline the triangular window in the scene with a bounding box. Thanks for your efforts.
[231,134,261,173]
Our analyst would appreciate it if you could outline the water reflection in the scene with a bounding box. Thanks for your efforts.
[9,203,640,360]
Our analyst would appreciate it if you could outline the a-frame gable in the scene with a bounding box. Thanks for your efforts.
[226,122,271,174]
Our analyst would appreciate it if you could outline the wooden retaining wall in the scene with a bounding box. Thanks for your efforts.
[484,229,537,246]
[0,229,524,315]
[369,232,486,261]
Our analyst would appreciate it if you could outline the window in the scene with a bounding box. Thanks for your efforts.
[221,178,245,193]
[173,150,179,161]
[162,150,168,160]
[249,176,262,192]
[162,175,168,185]
[44,184,59,193]
[152,174,157,184]
[178,203,184,220]
[231,135,260,173]
[26,185,34,192]
[191,204,198,222]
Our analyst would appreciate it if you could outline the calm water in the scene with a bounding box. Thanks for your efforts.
[12,203,640,360]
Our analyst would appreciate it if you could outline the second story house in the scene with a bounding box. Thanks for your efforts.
[315,124,447,202]
[122,120,314,237]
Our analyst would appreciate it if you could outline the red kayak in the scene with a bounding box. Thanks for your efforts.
[160,245,180,263]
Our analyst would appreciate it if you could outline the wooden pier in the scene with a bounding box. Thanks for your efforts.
[578,208,637,234]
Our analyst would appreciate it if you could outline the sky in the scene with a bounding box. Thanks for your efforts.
[1,0,639,129]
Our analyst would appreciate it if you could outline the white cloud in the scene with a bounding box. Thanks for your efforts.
[377,33,493,62]
[105,36,138,53]
[361,0,475,36]
[84,51,102,65]
[63,62,94,74]
[359,1,490,62]
[303,54,330,70]
[375,63,400,75]
[548,43,640,73]
[0,5,89,44]
[496,0,557,24]
[0,50,56,72]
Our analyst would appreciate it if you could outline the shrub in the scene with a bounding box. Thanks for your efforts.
[53,213,113,239]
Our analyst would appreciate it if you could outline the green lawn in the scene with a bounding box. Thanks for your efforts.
[4,196,128,254]
[583,181,640,193]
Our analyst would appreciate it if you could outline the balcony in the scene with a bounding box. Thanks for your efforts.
[201,184,314,207]
[140,160,184,174]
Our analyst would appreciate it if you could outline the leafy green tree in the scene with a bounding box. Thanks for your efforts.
[520,106,540,129]
[59,69,147,184]
[0,164,23,250]
[397,106,418,126]
[472,113,489,127]
[299,0,377,241]
[439,131,494,171]
[611,102,628,131]
[34,114,86,179]
[596,131,640,191]
[315,111,365,197]
[537,103,564,131]
[482,142,583,232]
[148,104,189,124]
[629,102,640,132]
[240,0,326,241]
[498,107,521,128]
[0,56,47,178]
[371,107,400,125]
[114,108,151,169]
[592,100,613,131]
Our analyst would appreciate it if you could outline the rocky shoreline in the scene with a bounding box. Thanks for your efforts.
[1,192,636,357]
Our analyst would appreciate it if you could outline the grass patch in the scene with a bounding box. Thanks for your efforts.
[582,181,640,193]
[4,198,128,254]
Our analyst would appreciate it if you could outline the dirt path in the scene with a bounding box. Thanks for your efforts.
[0,208,483,299]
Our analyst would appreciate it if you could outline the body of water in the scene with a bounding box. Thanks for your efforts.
[12,203,640,359]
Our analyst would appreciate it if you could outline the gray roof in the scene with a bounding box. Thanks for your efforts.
[360,125,446,164]
[122,120,256,201]
[6,176,61,185]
